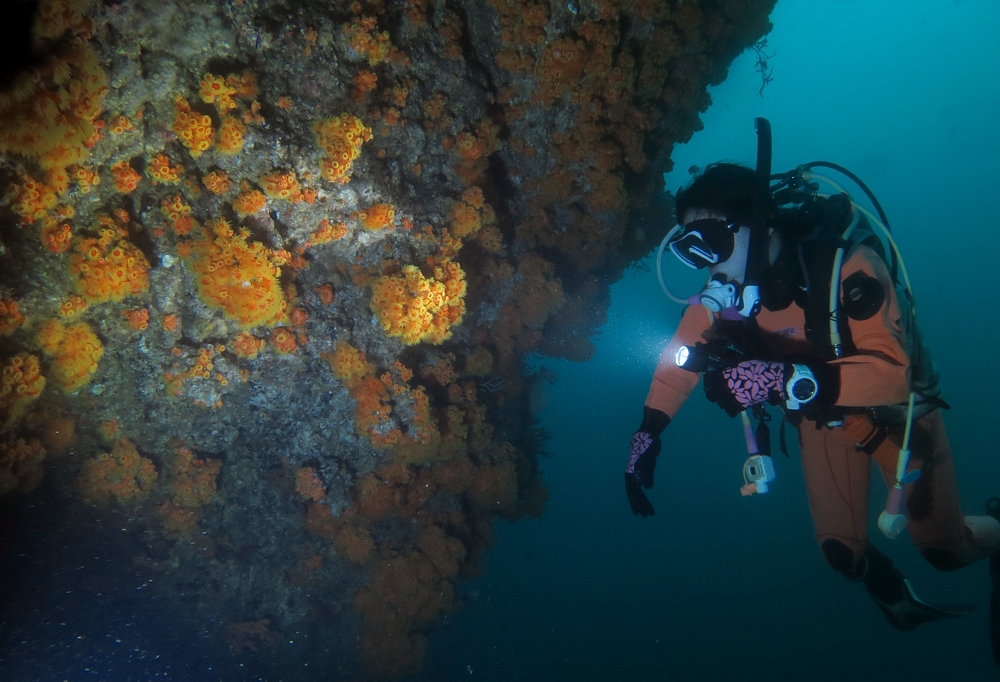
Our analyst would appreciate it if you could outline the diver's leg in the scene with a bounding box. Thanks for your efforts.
[799,420,973,629]
[890,409,1000,657]
[798,420,871,561]
[897,409,1000,567]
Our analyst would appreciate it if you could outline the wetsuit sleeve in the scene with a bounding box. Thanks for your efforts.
[829,246,911,407]
[645,304,714,418]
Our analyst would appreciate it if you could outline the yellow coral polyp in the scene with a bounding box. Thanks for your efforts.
[203,169,232,194]
[0,43,107,173]
[173,97,214,157]
[33,0,94,42]
[295,467,326,502]
[354,70,377,100]
[200,71,257,114]
[122,307,149,331]
[359,203,395,231]
[148,153,181,184]
[270,327,298,353]
[57,294,88,318]
[343,17,393,66]
[160,194,191,222]
[369,259,467,345]
[1,353,46,426]
[232,187,267,216]
[111,161,141,192]
[37,319,104,393]
[68,221,150,303]
[231,331,264,359]
[315,114,372,183]
[328,341,373,385]
[231,71,258,99]
[168,446,222,510]
[187,218,288,328]
[217,116,245,155]
[454,132,485,162]
[308,220,348,247]
[77,438,158,504]
[260,171,301,200]
[449,202,481,239]
[199,73,237,111]
[8,173,59,224]
[109,115,134,134]
[0,299,26,336]
[0,437,47,496]
[69,163,100,193]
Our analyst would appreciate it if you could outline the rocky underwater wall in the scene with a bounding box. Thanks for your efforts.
[0,0,773,677]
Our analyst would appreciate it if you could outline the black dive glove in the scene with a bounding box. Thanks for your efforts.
[625,406,671,517]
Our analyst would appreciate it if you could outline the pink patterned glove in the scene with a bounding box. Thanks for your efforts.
[704,360,788,417]
[723,360,787,408]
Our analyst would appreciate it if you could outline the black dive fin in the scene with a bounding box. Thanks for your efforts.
[986,498,1000,664]
[876,579,975,631]
[992,552,1000,664]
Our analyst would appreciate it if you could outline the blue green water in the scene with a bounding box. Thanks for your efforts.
[418,2,1000,680]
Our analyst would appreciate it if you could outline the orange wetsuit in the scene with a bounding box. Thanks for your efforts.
[645,244,999,571]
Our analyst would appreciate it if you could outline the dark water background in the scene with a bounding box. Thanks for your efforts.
[419,2,1000,680]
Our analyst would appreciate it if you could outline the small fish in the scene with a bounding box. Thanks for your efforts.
[567,0,578,15]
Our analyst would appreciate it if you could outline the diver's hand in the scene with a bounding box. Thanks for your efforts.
[703,359,787,417]
[625,430,660,517]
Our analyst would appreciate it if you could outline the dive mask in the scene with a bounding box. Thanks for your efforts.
[668,218,738,269]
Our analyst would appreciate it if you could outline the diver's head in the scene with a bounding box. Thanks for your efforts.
[676,208,752,284]
[670,163,781,316]
[675,163,763,230]
[671,207,754,314]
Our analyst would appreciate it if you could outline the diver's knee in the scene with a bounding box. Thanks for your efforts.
[821,539,865,581]
[920,547,963,571]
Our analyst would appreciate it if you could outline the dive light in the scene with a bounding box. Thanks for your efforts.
[674,341,745,374]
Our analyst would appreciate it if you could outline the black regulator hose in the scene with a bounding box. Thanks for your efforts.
[799,160,892,232]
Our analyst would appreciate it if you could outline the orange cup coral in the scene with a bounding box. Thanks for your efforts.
[186,218,288,328]
[156,444,222,534]
[172,97,214,157]
[67,217,150,303]
[217,116,246,155]
[122,307,149,331]
[0,438,47,496]
[359,203,396,231]
[110,160,141,193]
[232,187,267,216]
[0,353,46,426]
[203,169,232,194]
[8,173,59,224]
[231,331,264,359]
[270,327,297,353]
[57,294,88,318]
[369,259,467,345]
[260,171,301,201]
[295,466,326,502]
[77,438,158,504]
[0,299,25,335]
[41,223,73,253]
[37,319,104,393]
[147,153,181,184]
[315,114,372,183]
[327,341,373,384]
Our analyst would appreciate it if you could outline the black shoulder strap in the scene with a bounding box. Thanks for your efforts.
[798,194,856,360]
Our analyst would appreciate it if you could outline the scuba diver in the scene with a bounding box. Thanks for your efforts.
[626,119,1000,654]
